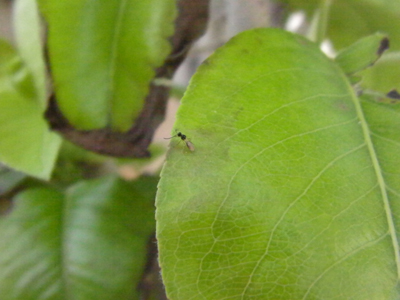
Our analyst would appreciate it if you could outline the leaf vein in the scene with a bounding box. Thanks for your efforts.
[352,90,400,279]
[302,233,389,299]
[240,143,367,299]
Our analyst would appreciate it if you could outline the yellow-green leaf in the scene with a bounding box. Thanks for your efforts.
[156,28,400,299]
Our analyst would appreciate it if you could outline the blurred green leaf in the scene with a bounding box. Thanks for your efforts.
[335,32,388,75]
[0,166,26,195]
[0,176,157,299]
[0,40,61,180]
[156,28,400,299]
[49,140,109,186]
[38,0,177,131]
[13,0,47,108]
[281,0,400,51]
[0,188,64,299]
[360,52,400,94]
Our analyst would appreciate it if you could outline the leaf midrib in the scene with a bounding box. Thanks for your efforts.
[108,0,129,119]
[349,81,400,278]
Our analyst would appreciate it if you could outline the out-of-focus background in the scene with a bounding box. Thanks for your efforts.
[0,0,301,177]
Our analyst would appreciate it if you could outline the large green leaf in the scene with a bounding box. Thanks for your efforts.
[0,40,61,180]
[156,28,400,299]
[281,0,400,51]
[38,0,176,131]
[0,176,157,299]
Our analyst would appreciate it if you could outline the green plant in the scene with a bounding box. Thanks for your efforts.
[0,0,399,299]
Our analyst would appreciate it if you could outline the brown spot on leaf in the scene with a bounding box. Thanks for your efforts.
[386,89,400,100]
[377,37,390,56]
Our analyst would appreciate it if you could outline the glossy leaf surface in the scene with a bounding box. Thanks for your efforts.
[38,0,176,131]
[0,176,157,299]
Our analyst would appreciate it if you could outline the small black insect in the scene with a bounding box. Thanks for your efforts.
[164,131,195,152]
